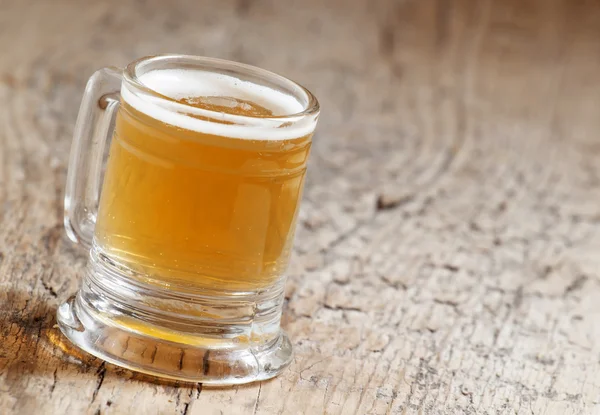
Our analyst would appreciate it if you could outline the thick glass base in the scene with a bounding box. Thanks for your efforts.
[57,247,292,385]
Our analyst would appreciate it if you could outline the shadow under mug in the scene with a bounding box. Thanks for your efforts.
[57,54,320,384]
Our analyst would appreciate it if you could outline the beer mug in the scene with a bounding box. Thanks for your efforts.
[58,55,320,384]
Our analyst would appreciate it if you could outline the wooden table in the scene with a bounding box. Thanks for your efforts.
[1,0,600,413]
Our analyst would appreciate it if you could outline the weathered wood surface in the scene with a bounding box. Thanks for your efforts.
[1,0,600,413]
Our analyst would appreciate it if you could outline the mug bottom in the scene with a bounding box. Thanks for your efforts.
[57,295,292,384]
[56,246,293,385]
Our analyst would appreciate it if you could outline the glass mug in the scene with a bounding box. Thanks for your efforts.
[57,55,319,384]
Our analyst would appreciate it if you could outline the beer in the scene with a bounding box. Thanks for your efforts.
[94,69,313,291]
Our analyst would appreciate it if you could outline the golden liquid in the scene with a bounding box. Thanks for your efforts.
[95,96,311,291]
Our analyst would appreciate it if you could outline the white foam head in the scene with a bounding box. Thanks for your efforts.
[121,69,316,140]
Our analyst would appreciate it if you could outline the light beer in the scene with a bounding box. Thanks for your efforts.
[94,69,312,291]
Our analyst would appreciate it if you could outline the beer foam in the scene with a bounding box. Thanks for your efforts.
[121,69,315,140]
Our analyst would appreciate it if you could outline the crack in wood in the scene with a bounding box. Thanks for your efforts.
[178,350,184,371]
[202,350,210,376]
[90,362,106,405]
[564,275,587,296]
[251,382,262,415]
[49,368,58,393]
[322,303,364,313]
[41,281,57,298]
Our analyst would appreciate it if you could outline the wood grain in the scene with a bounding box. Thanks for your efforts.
[1,0,600,413]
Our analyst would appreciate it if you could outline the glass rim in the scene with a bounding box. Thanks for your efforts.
[123,54,320,123]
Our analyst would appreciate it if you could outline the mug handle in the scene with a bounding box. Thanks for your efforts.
[64,67,122,248]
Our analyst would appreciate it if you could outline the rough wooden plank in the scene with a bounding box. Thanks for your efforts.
[1,0,600,413]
